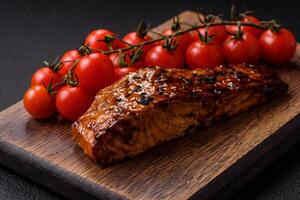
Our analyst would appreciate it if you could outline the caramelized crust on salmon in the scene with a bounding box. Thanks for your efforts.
[72,65,288,165]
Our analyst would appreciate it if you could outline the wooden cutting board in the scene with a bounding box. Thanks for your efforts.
[1,10,300,200]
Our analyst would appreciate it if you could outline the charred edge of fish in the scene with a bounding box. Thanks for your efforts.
[132,85,142,93]
[262,84,275,94]
[235,71,248,79]
[201,75,217,84]
[179,77,193,84]
[160,102,169,109]
[278,81,289,93]
[158,85,166,95]
[132,75,142,80]
[184,124,196,134]
[138,93,154,105]
[156,73,167,83]
[187,112,196,117]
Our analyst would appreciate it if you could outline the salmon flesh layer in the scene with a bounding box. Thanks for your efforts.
[72,65,288,165]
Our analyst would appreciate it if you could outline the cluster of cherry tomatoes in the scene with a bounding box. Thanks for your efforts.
[23,14,296,122]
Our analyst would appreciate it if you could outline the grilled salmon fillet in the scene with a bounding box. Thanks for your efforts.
[72,64,288,165]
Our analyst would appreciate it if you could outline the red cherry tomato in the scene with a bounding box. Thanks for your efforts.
[55,85,93,121]
[145,45,184,69]
[109,52,144,69]
[260,28,296,65]
[31,67,62,90]
[75,52,114,94]
[122,32,154,55]
[58,49,82,76]
[193,25,229,44]
[242,16,264,38]
[84,29,121,51]
[159,29,194,53]
[109,52,142,81]
[23,85,55,119]
[223,32,261,64]
[186,40,224,69]
[226,16,263,38]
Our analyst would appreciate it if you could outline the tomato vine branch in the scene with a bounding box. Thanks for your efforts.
[100,20,271,55]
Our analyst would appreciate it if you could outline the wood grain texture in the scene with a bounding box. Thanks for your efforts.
[1,10,300,200]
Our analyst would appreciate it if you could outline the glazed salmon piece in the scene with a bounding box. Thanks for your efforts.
[72,65,288,165]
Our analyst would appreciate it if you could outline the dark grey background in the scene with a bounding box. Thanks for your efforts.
[0,0,300,199]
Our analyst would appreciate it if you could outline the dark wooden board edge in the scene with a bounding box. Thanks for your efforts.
[189,114,300,200]
[0,139,126,200]
[0,114,300,200]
